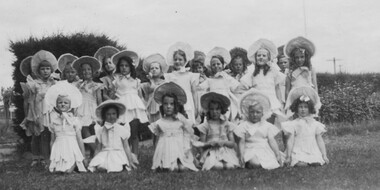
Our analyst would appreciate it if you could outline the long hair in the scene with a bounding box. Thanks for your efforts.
[173,50,187,63]
[115,56,137,79]
[101,56,114,75]
[289,48,312,70]
[101,105,120,125]
[229,55,249,76]
[206,100,228,120]
[159,93,188,118]
[253,50,271,76]
[290,98,316,116]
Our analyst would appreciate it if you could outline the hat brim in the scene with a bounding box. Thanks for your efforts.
[31,50,58,77]
[94,46,120,67]
[204,47,231,68]
[20,56,32,77]
[247,39,278,63]
[112,50,139,68]
[95,100,126,121]
[58,53,78,72]
[285,36,315,57]
[153,82,187,105]
[240,89,272,120]
[72,56,101,75]
[201,92,230,111]
[284,86,321,111]
[143,53,168,73]
[45,81,83,108]
[166,42,194,66]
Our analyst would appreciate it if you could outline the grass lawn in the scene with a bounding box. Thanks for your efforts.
[1,123,380,190]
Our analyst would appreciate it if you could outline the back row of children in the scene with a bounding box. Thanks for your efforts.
[19,36,328,173]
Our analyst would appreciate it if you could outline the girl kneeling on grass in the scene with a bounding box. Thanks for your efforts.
[88,100,138,172]
[149,82,198,172]
[281,86,329,167]
[45,81,86,173]
[234,90,283,170]
[196,92,240,170]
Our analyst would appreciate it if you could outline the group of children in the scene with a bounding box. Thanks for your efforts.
[18,36,329,173]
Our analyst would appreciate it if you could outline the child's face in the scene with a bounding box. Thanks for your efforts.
[297,102,310,117]
[232,57,244,74]
[195,64,204,74]
[104,58,115,72]
[56,96,71,112]
[163,96,175,116]
[247,104,263,123]
[173,53,186,70]
[278,57,289,71]
[294,51,306,67]
[209,102,221,120]
[119,60,131,76]
[150,62,161,77]
[105,107,118,124]
[64,66,77,82]
[39,66,52,79]
[256,49,269,66]
[81,63,93,80]
[210,58,224,74]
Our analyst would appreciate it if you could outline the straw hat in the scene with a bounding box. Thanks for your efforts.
[247,39,278,63]
[204,47,231,68]
[94,46,120,65]
[112,50,139,68]
[45,81,82,108]
[58,53,78,72]
[20,56,32,77]
[153,82,187,105]
[284,86,321,111]
[240,89,272,120]
[201,92,230,111]
[95,100,126,121]
[285,36,315,57]
[142,53,168,73]
[31,50,58,77]
[72,56,101,74]
[166,42,194,66]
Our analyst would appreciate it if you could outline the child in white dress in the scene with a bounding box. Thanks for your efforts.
[149,82,198,172]
[234,90,283,170]
[45,81,86,173]
[111,50,149,156]
[281,86,329,167]
[197,92,239,170]
[88,100,138,172]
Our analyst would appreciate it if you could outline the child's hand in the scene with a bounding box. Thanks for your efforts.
[277,155,283,167]
[207,141,218,147]
[130,162,138,170]
[217,141,225,147]
[284,156,291,166]
[83,158,89,167]
[239,157,245,168]
[323,155,329,164]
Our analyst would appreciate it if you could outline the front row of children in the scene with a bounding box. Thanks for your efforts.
[46,80,329,173]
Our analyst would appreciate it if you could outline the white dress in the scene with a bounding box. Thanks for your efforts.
[140,79,165,123]
[234,120,282,170]
[49,111,86,172]
[164,71,200,124]
[113,74,148,124]
[88,122,134,172]
[75,80,103,126]
[281,117,326,166]
[149,117,198,171]
[197,120,240,170]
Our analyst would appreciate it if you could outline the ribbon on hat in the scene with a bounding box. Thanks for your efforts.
[300,95,310,102]
[296,48,306,54]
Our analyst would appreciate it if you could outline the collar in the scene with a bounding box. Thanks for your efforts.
[104,122,116,129]
[119,73,131,80]
[297,116,315,123]
[213,71,227,78]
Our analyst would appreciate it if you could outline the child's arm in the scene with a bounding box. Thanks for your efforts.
[238,136,246,167]
[218,132,236,149]
[285,133,295,166]
[96,88,102,105]
[285,75,291,100]
[50,132,55,150]
[311,67,318,92]
[275,84,283,105]
[316,133,329,164]
[268,135,283,166]
[122,138,137,169]
[75,128,86,157]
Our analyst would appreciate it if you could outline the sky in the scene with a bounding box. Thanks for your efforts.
[0,0,379,88]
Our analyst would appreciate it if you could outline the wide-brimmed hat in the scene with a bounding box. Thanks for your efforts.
[166,42,194,66]
[240,89,272,120]
[142,53,168,73]
[45,81,82,108]
[31,50,58,77]
[285,36,315,57]
[95,100,126,121]
[72,56,101,74]
[94,46,120,65]
[153,82,187,105]
[247,39,278,63]
[204,47,231,68]
[112,50,139,68]
[201,92,230,111]
[284,86,321,111]
[58,53,78,72]
[20,56,32,77]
